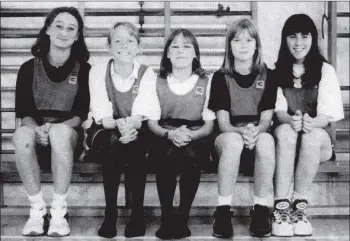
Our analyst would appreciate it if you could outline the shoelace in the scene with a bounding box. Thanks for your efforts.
[273,208,292,224]
[291,209,309,223]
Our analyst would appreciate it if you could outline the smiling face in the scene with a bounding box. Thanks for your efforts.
[46,12,79,50]
[167,33,196,70]
[109,25,140,64]
[287,32,312,64]
[230,29,256,64]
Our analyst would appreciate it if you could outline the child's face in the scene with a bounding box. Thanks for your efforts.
[287,32,312,64]
[167,33,196,70]
[109,25,139,64]
[230,29,256,63]
[46,12,79,50]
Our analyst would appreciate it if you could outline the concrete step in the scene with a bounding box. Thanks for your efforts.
[2,173,349,215]
[1,215,349,240]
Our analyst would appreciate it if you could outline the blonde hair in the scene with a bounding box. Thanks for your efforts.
[221,18,265,75]
[107,22,141,45]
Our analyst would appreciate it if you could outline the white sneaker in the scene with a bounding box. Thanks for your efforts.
[292,199,312,236]
[272,199,294,237]
[22,206,48,236]
[47,212,70,237]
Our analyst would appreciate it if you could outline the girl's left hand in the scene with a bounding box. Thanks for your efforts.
[119,128,138,144]
[302,113,314,133]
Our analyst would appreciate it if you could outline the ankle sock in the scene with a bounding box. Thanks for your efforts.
[218,194,232,206]
[253,195,270,207]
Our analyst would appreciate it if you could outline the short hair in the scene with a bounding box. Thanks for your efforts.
[221,18,266,75]
[275,14,327,88]
[159,28,206,78]
[107,22,141,45]
[31,6,89,63]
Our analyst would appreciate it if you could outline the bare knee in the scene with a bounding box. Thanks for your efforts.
[274,124,298,145]
[300,130,323,150]
[255,133,275,166]
[215,132,244,155]
[49,124,77,149]
[12,126,36,151]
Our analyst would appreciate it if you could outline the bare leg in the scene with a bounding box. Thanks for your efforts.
[294,128,332,196]
[49,124,77,195]
[215,132,244,197]
[254,132,275,198]
[12,126,41,196]
[274,124,298,199]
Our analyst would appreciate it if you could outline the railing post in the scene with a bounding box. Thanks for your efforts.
[327,1,337,69]
[164,2,171,43]
[250,2,258,27]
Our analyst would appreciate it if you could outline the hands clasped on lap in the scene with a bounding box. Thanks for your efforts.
[35,123,52,146]
[291,110,314,133]
[242,123,259,150]
[102,117,138,144]
[168,125,193,147]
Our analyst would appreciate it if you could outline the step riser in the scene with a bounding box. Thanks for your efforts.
[4,181,349,207]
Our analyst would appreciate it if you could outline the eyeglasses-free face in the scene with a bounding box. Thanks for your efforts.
[230,29,256,64]
[167,33,196,70]
[287,32,312,64]
[109,25,140,64]
[46,12,79,50]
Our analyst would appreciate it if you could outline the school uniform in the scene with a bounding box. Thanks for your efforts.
[88,59,156,218]
[208,68,277,174]
[146,73,215,222]
[15,56,91,170]
[275,62,344,142]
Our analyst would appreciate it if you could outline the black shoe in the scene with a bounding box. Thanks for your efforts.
[212,205,233,238]
[155,223,173,240]
[249,204,272,237]
[124,214,146,238]
[173,210,191,239]
[98,217,117,238]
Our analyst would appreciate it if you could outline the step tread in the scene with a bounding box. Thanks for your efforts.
[1,215,349,240]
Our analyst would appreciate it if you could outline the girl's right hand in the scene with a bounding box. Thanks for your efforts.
[102,117,117,129]
[119,128,138,144]
[291,110,303,132]
[35,125,49,146]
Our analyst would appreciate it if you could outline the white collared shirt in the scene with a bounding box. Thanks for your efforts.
[275,62,344,122]
[89,59,157,123]
[137,73,216,121]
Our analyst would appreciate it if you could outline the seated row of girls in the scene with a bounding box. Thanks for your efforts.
[12,6,344,240]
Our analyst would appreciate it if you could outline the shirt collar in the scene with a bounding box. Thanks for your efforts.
[167,73,198,84]
[110,60,140,80]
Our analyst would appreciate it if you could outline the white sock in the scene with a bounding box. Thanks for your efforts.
[218,194,232,206]
[51,192,68,218]
[292,191,308,202]
[28,191,46,208]
[253,195,270,207]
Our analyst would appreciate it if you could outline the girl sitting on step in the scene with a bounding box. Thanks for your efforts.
[87,21,156,239]
[146,28,215,240]
[208,18,277,238]
[272,14,344,237]
[12,7,90,237]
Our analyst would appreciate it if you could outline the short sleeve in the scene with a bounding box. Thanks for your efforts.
[258,69,278,112]
[275,87,288,112]
[208,72,231,112]
[317,63,344,122]
[201,73,216,120]
[132,67,160,120]
[89,62,114,123]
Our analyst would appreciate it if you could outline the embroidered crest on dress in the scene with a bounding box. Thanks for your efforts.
[256,80,265,89]
[195,86,204,95]
[69,76,77,84]
[132,85,139,93]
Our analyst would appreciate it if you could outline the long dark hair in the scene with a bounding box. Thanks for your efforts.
[159,28,207,78]
[275,14,327,88]
[31,6,90,63]
[220,18,266,75]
